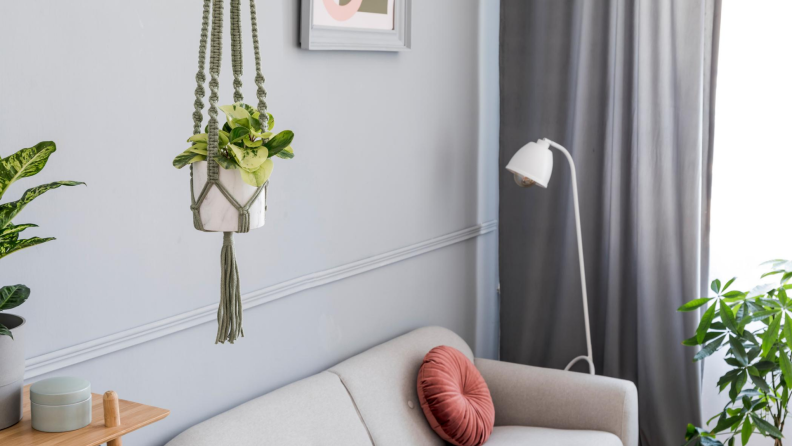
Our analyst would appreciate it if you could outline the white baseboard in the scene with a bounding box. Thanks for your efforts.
[25,221,498,379]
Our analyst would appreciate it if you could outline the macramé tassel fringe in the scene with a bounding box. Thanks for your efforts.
[216,232,244,344]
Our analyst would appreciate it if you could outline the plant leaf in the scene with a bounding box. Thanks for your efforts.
[741,418,753,445]
[698,303,718,344]
[762,313,782,357]
[711,415,741,434]
[722,277,737,293]
[187,133,208,143]
[729,336,748,366]
[0,284,30,311]
[0,322,12,339]
[762,270,784,279]
[712,279,722,294]
[212,153,238,170]
[730,371,747,401]
[265,130,294,158]
[0,236,55,260]
[0,223,37,240]
[679,298,713,312]
[228,145,269,172]
[274,145,294,160]
[187,144,208,156]
[751,414,784,439]
[0,141,57,200]
[0,181,84,230]
[720,304,739,334]
[173,150,206,169]
[220,103,252,124]
[780,352,792,388]
[695,334,726,361]
[229,126,250,143]
[683,331,722,346]
[244,138,263,148]
[239,159,273,187]
[750,373,771,393]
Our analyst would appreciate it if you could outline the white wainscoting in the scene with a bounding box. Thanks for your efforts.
[25,221,498,379]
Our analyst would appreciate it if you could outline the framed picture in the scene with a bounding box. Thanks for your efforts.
[300,0,411,51]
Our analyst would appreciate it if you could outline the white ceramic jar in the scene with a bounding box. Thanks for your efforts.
[30,377,92,432]
[192,161,266,232]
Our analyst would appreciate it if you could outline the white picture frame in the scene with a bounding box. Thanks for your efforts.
[300,0,412,51]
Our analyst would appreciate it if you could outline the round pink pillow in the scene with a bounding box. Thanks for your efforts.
[417,346,495,446]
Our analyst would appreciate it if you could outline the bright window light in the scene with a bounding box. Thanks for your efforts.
[701,1,792,438]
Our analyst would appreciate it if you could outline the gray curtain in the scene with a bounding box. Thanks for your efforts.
[498,1,720,446]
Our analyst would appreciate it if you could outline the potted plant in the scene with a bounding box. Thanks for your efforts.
[173,102,295,232]
[680,259,792,446]
[0,141,83,430]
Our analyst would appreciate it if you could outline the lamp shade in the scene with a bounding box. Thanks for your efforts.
[505,139,553,188]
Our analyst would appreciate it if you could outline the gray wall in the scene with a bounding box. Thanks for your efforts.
[0,0,500,444]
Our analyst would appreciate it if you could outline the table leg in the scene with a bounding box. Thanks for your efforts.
[104,391,122,446]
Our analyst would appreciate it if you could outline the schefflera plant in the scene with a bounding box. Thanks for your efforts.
[680,260,792,446]
[173,102,294,187]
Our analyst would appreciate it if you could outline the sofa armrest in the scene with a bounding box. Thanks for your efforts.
[475,358,638,446]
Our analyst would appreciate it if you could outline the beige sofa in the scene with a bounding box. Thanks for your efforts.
[167,327,638,446]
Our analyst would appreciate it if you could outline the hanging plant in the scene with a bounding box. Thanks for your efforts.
[178,0,296,344]
[173,102,295,187]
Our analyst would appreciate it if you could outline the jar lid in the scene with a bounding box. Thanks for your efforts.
[30,377,91,406]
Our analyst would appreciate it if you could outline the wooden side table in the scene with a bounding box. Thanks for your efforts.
[0,385,169,446]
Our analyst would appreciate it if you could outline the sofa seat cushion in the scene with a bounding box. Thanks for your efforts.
[485,426,623,446]
[165,372,373,446]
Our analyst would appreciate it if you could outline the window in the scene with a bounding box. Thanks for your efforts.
[702,0,792,432]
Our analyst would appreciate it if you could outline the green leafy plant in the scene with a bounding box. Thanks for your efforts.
[681,259,792,446]
[0,141,83,338]
[173,103,294,187]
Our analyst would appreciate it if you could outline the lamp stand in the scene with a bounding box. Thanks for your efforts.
[544,139,595,375]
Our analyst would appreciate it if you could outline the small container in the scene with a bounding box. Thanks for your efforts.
[30,377,92,432]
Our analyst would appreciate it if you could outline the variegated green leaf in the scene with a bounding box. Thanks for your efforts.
[274,145,294,160]
[0,284,30,311]
[213,153,238,170]
[244,138,263,148]
[0,181,84,230]
[173,150,205,169]
[228,145,269,172]
[0,223,37,240]
[239,159,273,187]
[229,127,250,143]
[187,144,208,156]
[0,141,58,200]
[187,133,208,143]
[265,131,294,158]
[0,323,12,339]
[0,236,55,260]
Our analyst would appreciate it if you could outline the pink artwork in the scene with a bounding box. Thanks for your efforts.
[321,0,364,21]
[312,0,395,31]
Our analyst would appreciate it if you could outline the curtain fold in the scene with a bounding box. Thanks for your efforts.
[498,1,721,445]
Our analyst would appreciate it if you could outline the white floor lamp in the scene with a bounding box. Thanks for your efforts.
[505,138,595,375]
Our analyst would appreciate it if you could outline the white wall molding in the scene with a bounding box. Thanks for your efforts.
[25,221,498,379]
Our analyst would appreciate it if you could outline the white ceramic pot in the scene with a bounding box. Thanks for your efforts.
[0,314,25,431]
[192,161,266,232]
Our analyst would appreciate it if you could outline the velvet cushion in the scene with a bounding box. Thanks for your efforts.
[417,346,495,446]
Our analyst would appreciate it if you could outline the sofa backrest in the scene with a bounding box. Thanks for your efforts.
[329,326,474,446]
[166,326,473,446]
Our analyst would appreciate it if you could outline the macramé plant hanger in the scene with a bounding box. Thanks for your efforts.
[188,0,277,344]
